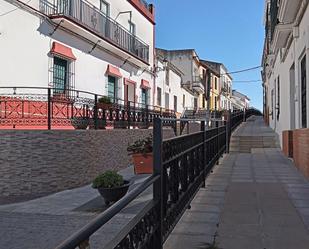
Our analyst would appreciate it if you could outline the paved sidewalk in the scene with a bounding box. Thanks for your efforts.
[0,167,152,249]
[164,116,309,249]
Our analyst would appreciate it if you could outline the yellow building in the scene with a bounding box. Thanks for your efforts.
[200,60,221,111]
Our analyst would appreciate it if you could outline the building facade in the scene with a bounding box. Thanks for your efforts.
[219,64,233,111]
[155,52,196,117]
[231,90,250,111]
[262,0,309,144]
[0,0,156,106]
[156,49,204,110]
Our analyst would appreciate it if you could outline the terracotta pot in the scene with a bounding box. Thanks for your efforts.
[132,153,153,174]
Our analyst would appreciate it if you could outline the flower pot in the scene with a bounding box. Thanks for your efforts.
[97,180,130,206]
[71,117,89,129]
[132,153,153,174]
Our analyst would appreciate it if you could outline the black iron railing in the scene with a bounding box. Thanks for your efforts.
[0,87,176,130]
[40,0,149,63]
[51,109,261,249]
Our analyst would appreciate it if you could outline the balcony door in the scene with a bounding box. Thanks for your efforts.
[124,81,135,107]
[100,0,110,37]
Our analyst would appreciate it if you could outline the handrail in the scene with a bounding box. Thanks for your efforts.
[55,175,160,249]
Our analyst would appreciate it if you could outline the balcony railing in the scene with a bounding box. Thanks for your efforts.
[40,0,149,63]
[0,87,176,130]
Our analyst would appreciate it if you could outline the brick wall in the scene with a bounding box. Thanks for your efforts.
[293,128,309,178]
[0,129,174,197]
[282,130,293,158]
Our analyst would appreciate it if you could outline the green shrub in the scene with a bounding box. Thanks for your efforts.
[92,170,124,189]
[98,96,112,104]
[127,136,153,155]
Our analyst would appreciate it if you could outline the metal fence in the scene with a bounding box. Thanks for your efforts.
[52,108,260,249]
[0,87,176,130]
[40,0,149,63]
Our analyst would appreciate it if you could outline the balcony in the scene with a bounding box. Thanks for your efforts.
[40,0,149,66]
[192,76,205,94]
[278,0,302,23]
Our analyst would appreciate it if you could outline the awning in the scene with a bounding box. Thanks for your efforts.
[106,64,122,78]
[124,78,136,85]
[50,42,76,60]
[141,79,151,89]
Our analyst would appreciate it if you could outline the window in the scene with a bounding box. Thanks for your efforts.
[100,1,110,37]
[271,89,274,120]
[165,93,169,110]
[165,68,169,86]
[277,76,280,121]
[129,21,136,35]
[174,96,177,112]
[183,94,185,107]
[301,55,307,128]
[108,75,117,102]
[128,21,136,53]
[215,77,217,90]
[53,57,68,94]
[157,87,162,106]
[141,88,148,106]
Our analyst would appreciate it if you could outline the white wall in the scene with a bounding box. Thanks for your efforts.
[265,4,309,146]
[0,0,155,105]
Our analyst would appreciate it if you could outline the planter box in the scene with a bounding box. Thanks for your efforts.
[132,153,153,174]
[97,180,130,205]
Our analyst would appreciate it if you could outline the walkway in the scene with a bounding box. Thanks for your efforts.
[164,116,309,249]
[0,167,152,249]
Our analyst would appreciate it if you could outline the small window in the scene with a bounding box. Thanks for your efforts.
[183,94,185,107]
[108,75,117,102]
[165,93,169,110]
[157,87,162,106]
[141,88,148,106]
[277,76,280,121]
[174,96,177,112]
[215,78,217,90]
[129,21,136,35]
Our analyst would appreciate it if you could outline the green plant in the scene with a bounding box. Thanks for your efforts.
[98,96,112,104]
[92,170,124,189]
[127,136,153,155]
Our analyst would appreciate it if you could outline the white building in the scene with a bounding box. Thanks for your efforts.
[155,52,196,117]
[262,0,309,144]
[220,64,233,111]
[0,0,156,106]
[156,49,203,110]
[231,90,250,111]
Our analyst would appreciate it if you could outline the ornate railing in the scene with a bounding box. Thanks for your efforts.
[0,87,176,130]
[52,109,260,249]
[40,0,149,63]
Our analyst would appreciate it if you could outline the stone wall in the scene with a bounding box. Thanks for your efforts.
[0,129,174,197]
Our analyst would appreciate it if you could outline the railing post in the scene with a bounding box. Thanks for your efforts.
[226,110,231,153]
[47,88,51,130]
[201,120,206,188]
[216,121,219,165]
[94,94,98,130]
[127,101,131,129]
[153,117,163,249]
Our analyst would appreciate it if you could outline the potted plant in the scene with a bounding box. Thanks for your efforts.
[92,170,130,206]
[97,96,113,110]
[127,136,153,174]
[71,117,89,129]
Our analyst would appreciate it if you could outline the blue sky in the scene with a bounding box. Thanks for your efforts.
[151,0,265,110]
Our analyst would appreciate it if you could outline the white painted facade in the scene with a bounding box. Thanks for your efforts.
[262,0,309,146]
[0,0,155,106]
[155,57,196,116]
[219,65,233,111]
[231,90,250,111]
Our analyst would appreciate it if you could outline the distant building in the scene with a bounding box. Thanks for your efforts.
[219,64,233,111]
[155,50,196,117]
[156,49,204,110]
[231,90,250,111]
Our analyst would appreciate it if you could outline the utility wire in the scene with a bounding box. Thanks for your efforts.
[0,0,32,17]
[221,66,262,76]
